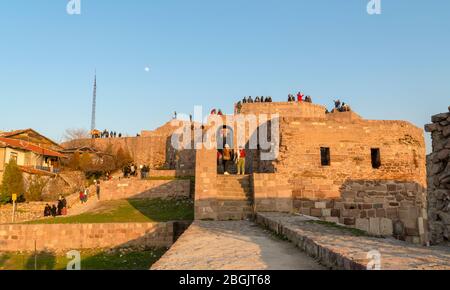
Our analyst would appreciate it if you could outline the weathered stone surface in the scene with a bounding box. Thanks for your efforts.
[426,107,450,245]
[0,222,186,252]
[152,221,325,270]
[257,212,450,270]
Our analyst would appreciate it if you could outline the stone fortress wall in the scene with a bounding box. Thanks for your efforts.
[64,100,429,244]
[195,101,428,243]
[62,121,196,175]
[425,107,450,245]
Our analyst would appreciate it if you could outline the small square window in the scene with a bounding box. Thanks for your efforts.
[371,148,381,169]
[320,147,330,166]
[9,152,18,163]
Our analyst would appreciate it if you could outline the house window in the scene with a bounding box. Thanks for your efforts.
[371,148,381,169]
[320,147,330,166]
[9,152,18,163]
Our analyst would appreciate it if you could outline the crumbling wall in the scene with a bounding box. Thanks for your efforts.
[425,107,450,245]
[62,121,196,173]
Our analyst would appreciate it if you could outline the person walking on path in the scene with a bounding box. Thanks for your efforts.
[95,180,101,200]
[83,186,90,203]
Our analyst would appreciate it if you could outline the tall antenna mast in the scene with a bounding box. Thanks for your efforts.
[91,71,97,131]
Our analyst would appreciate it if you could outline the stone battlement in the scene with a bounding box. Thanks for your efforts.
[240,101,328,119]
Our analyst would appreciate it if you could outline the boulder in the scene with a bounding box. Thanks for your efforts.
[437,211,450,225]
[443,126,450,138]
[432,113,449,123]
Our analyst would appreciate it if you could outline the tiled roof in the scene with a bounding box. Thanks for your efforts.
[0,137,64,158]
[18,166,55,176]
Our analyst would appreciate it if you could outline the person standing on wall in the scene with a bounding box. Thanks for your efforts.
[222,144,232,175]
[235,146,246,175]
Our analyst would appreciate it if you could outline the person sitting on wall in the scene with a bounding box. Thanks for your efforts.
[236,101,242,114]
[255,96,260,102]
[51,204,57,217]
[242,97,247,104]
[218,109,223,116]
[297,92,304,102]
[305,95,312,103]
[44,204,52,217]
[247,96,254,103]
[341,103,351,112]
[288,94,293,102]
[269,96,273,102]
[210,108,217,115]
[334,99,341,109]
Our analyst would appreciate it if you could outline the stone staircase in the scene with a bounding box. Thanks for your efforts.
[216,175,254,221]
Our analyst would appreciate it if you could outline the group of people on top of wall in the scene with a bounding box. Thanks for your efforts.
[326,99,352,113]
[210,109,224,115]
[99,129,122,139]
[242,96,273,104]
[288,92,313,103]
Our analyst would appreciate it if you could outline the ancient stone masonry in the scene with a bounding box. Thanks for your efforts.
[62,121,196,174]
[193,101,428,244]
[425,106,450,245]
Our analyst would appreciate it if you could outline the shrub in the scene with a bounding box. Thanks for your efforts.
[25,175,47,202]
[0,160,24,203]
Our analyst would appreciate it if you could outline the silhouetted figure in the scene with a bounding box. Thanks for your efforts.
[44,204,51,217]
[51,205,57,217]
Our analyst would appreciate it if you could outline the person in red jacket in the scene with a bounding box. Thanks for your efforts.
[297,92,304,102]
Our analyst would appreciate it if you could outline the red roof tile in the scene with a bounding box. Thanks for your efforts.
[0,137,64,158]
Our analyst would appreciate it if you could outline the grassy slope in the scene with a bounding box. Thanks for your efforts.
[26,198,194,224]
[0,248,167,270]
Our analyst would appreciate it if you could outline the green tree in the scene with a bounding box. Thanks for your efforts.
[0,160,24,203]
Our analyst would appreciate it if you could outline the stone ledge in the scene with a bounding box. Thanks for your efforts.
[256,212,450,270]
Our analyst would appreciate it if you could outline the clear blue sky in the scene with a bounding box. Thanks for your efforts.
[0,1,449,151]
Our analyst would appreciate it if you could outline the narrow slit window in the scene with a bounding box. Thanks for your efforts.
[371,148,381,169]
[320,147,330,166]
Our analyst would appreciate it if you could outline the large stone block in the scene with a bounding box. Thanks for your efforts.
[355,218,369,232]
[369,218,381,235]
[380,218,393,236]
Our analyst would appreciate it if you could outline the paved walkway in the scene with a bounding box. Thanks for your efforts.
[151,221,325,270]
[256,212,450,270]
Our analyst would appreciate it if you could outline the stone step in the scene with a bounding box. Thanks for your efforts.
[217,180,250,187]
[218,187,251,193]
[217,212,253,221]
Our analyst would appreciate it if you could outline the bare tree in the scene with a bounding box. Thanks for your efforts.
[63,128,90,141]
